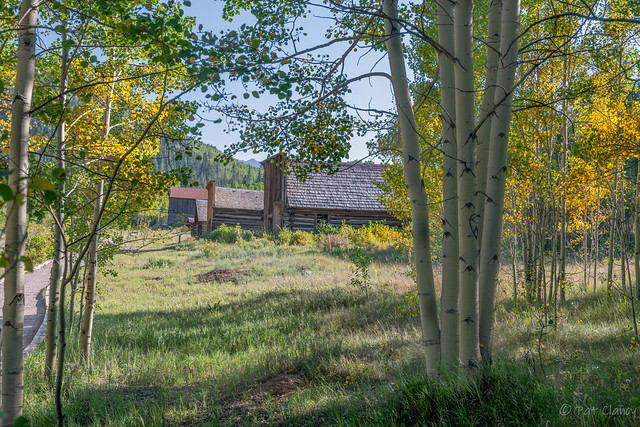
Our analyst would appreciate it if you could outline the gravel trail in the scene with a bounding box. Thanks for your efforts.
[0,262,52,349]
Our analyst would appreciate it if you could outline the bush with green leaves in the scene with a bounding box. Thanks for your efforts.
[276,229,315,246]
[348,244,373,297]
[143,257,175,269]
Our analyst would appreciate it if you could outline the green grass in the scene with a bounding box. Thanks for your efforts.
[23,235,640,425]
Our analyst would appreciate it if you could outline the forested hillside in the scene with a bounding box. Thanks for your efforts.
[155,141,264,190]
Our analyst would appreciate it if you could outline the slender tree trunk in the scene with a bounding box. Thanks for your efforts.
[383,0,441,372]
[68,253,75,333]
[437,0,459,368]
[558,56,569,305]
[635,159,640,299]
[477,0,521,363]
[549,204,557,304]
[54,259,69,426]
[607,168,618,297]
[475,0,502,249]
[80,180,104,365]
[622,216,628,295]
[2,2,38,423]
[524,227,532,301]
[594,194,600,293]
[584,211,589,291]
[454,0,480,368]
[512,220,518,301]
[45,23,69,380]
[76,259,88,337]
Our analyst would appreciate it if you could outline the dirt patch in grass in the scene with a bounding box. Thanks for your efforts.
[199,268,248,284]
[257,374,304,399]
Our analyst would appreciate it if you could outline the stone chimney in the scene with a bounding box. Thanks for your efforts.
[206,181,215,232]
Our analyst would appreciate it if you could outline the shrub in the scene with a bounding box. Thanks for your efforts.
[277,229,314,246]
[203,224,241,243]
[312,221,338,236]
[348,245,373,297]
[26,221,54,265]
[143,257,175,269]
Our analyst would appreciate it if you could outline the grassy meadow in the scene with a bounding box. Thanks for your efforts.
[23,225,640,425]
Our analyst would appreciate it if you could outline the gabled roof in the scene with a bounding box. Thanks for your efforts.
[285,163,386,211]
[169,187,208,200]
[215,187,263,211]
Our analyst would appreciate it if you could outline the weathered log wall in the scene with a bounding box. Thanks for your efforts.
[212,208,264,231]
[283,208,402,231]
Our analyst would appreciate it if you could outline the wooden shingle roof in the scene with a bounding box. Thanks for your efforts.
[215,187,263,211]
[285,163,386,211]
[194,199,207,222]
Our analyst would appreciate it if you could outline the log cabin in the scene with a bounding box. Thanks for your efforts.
[262,154,401,232]
[192,181,264,235]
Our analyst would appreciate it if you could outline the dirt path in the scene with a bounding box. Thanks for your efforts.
[0,262,51,349]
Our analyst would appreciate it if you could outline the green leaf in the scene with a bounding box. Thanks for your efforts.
[243,93,250,99]
[52,167,66,180]
[0,79,4,93]
[30,177,55,191]
[13,415,30,427]
[184,0,191,5]
[252,91,260,98]
[61,39,74,50]
[43,190,58,204]
[0,254,8,269]
[0,184,12,202]
[20,257,33,273]
[14,193,24,205]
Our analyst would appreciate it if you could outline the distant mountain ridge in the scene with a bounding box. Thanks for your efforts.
[155,142,264,190]
[241,158,262,168]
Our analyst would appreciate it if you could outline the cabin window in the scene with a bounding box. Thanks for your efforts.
[316,213,329,225]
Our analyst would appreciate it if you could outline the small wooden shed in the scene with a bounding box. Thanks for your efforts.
[262,154,401,232]
[212,186,264,230]
[168,187,208,225]
[192,181,265,235]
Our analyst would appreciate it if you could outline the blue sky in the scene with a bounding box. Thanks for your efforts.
[186,0,396,162]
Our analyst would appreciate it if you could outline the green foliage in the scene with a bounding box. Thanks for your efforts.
[348,245,373,297]
[25,221,53,265]
[276,229,314,246]
[203,224,254,244]
[143,257,176,269]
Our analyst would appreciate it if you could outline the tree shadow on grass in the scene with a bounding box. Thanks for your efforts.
[318,245,409,265]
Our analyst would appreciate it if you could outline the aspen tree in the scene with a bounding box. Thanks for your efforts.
[382,0,441,372]
[478,0,521,361]
[45,20,69,380]
[3,0,38,423]
[436,0,459,367]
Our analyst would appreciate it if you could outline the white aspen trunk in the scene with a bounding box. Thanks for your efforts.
[594,190,600,292]
[2,2,38,423]
[80,180,103,364]
[475,0,503,250]
[477,0,521,362]
[454,0,480,367]
[559,56,569,305]
[79,68,115,364]
[635,159,640,299]
[584,211,588,291]
[45,25,69,380]
[436,0,459,368]
[607,167,618,296]
[383,0,441,372]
